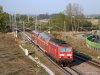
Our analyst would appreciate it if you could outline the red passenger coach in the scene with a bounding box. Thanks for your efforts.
[37,32,52,52]
[31,30,41,44]
[31,30,73,67]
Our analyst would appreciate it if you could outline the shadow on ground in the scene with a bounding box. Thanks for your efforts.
[71,50,92,66]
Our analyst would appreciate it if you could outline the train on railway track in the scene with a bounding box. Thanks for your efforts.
[31,30,74,66]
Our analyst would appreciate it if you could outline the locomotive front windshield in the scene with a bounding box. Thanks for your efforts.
[60,48,71,52]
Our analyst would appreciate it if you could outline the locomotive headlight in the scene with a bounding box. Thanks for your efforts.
[67,54,72,56]
[60,54,64,56]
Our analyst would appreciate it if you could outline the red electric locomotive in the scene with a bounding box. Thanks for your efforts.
[49,38,73,66]
[31,30,73,66]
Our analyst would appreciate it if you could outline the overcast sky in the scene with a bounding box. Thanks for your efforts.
[0,0,100,15]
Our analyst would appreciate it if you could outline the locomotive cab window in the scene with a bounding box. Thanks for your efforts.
[60,48,71,52]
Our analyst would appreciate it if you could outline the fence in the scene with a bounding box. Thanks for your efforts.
[86,35,100,51]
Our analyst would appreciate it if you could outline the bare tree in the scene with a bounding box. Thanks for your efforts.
[65,3,84,32]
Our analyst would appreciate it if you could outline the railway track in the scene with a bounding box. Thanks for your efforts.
[72,54,100,75]
[63,67,82,75]
[21,32,81,75]
[74,52,100,68]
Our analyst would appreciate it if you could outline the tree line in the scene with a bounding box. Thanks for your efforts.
[50,3,92,32]
[0,3,93,33]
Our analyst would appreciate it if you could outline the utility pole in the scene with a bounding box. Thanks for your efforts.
[32,17,34,30]
[35,15,38,30]
[64,21,66,32]
[39,24,41,31]
[9,15,11,29]
[22,21,25,42]
[73,16,76,32]
[14,14,17,38]
[71,16,74,32]
[77,19,80,32]
[63,21,66,41]
[12,14,14,32]
[99,19,100,35]
[28,15,29,24]
[23,21,25,32]
[48,19,51,33]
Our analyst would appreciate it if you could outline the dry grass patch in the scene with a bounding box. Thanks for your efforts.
[0,32,49,75]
